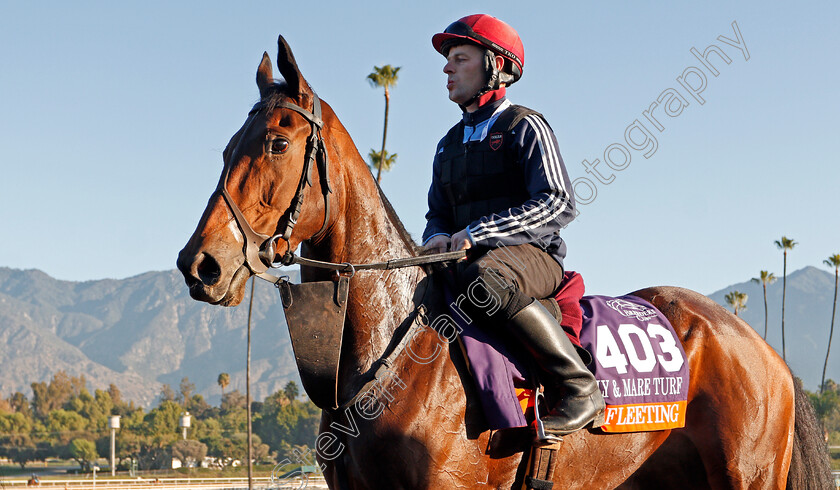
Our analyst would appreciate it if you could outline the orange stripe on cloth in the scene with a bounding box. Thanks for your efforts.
[516,390,685,433]
[601,401,687,432]
[516,388,535,415]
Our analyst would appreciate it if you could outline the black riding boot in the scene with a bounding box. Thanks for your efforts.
[507,300,605,435]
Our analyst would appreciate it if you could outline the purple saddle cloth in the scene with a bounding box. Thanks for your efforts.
[448,288,686,431]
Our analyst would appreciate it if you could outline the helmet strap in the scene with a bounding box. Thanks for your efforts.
[459,49,504,112]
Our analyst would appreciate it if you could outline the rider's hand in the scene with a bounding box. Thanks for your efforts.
[424,235,450,254]
[450,229,473,252]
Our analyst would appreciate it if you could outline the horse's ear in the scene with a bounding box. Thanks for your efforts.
[256,52,273,99]
[276,35,311,98]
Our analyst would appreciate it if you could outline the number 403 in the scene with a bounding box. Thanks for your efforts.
[595,323,684,374]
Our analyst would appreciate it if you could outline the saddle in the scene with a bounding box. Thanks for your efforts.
[426,269,588,430]
[427,267,689,432]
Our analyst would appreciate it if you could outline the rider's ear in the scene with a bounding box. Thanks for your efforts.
[256,52,273,99]
[276,35,313,99]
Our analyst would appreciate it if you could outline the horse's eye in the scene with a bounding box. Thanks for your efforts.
[269,138,289,154]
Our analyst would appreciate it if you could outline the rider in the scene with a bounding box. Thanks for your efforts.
[422,14,604,435]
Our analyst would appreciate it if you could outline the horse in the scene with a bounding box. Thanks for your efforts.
[176,35,830,489]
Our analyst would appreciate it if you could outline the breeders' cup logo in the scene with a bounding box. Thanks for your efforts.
[489,132,503,151]
[606,299,658,322]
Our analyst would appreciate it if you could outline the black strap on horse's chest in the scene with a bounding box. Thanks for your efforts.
[276,275,350,410]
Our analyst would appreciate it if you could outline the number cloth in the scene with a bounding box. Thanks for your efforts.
[578,295,689,432]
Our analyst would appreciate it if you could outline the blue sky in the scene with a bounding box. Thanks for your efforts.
[1,1,837,297]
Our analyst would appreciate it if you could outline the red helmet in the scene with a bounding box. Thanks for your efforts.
[432,14,524,83]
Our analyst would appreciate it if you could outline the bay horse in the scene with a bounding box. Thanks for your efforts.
[176,36,830,489]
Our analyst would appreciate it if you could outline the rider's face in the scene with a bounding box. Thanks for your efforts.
[443,44,486,108]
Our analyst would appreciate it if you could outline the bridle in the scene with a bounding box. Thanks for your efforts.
[217,91,469,283]
[217,92,332,277]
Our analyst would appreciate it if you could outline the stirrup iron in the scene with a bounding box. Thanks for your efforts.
[533,390,562,445]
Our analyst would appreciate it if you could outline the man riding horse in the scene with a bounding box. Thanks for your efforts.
[176,23,829,486]
[422,14,606,435]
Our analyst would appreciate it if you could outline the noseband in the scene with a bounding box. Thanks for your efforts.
[218,93,332,275]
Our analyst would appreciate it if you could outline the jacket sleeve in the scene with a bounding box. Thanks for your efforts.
[422,141,454,244]
[467,114,576,248]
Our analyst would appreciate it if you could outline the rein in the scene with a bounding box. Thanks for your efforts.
[254,249,466,284]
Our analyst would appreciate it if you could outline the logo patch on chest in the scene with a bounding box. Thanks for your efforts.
[489,132,503,151]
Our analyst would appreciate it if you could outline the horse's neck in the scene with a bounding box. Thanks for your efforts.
[308,133,424,379]
[316,172,460,429]
[308,112,468,450]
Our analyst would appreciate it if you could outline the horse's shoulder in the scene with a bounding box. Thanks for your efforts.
[408,272,493,435]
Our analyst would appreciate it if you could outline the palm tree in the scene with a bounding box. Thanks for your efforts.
[367,65,401,184]
[821,254,840,393]
[368,149,398,175]
[751,271,777,339]
[283,381,300,402]
[774,236,797,361]
[725,290,748,316]
[218,372,230,398]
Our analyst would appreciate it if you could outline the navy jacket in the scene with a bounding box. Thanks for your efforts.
[422,97,576,266]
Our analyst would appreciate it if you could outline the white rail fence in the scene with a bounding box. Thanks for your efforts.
[0,476,328,489]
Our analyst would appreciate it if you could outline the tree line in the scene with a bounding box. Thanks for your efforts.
[0,371,319,471]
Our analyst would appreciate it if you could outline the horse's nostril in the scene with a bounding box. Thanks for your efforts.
[196,254,222,286]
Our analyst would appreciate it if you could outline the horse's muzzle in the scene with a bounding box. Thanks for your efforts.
[177,249,248,305]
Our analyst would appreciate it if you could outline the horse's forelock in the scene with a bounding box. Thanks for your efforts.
[259,81,294,113]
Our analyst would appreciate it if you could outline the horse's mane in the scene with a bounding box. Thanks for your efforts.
[261,81,422,256]
[374,180,422,256]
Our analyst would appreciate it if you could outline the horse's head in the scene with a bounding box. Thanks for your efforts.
[177,36,333,306]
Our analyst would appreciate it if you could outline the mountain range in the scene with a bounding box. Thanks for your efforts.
[0,264,836,407]
[0,267,300,406]
[706,265,837,391]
